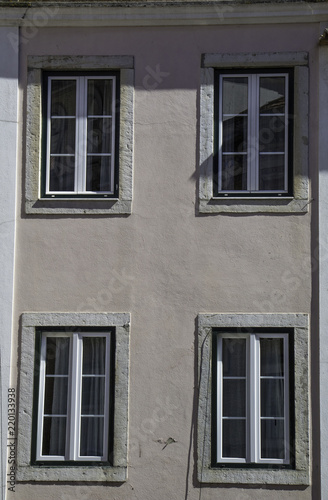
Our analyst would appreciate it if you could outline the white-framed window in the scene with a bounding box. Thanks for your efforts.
[25,55,134,215]
[17,312,130,482]
[197,313,310,485]
[215,331,289,465]
[36,330,112,462]
[217,72,290,196]
[45,75,118,197]
[199,52,309,213]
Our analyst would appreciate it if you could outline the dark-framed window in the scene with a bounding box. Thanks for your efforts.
[212,328,294,468]
[214,69,293,197]
[32,327,115,465]
[41,71,120,199]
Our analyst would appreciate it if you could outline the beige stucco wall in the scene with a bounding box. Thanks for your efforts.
[11,21,316,500]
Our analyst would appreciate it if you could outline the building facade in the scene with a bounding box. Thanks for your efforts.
[0,1,327,498]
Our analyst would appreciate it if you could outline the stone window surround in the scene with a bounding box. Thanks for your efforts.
[25,55,134,215]
[199,52,309,214]
[17,312,130,482]
[197,313,310,485]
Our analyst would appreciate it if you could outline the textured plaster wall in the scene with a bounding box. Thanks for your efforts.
[11,22,315,500]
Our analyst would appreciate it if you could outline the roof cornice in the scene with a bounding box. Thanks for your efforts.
[0,1,328,27]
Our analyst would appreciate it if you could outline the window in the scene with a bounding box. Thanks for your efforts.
[216,71,291,196]
[36,330,113,463]
[214,331,290,465]
[199,52,309,213]
[44,74,119,198]
[197,313,309,485]
[26,56,134,215]
[17,313,130,482]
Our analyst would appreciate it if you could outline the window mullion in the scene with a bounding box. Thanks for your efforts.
[81,77,88,193]
[45,81,52,195]
[37,335,47,460]
[284,335,290,463]
[284,76,289,192]
[249,334,258,463]
[102,334,111,460]
[68,333,80,460]
[111,77,116,195]
[64,335,72,461]
[254,75,260,191]
[75,78,81,193]
[248,75,258,192]
[218,75,224,193]
[217,335,223,462]
[76,77,86,193]
[247,75,252,192]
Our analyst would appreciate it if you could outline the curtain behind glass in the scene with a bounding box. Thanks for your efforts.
[87,80,113,192]
[49,80,76,191]
[260,338,285,459]
[80,337,106,456]
[221,77,248,192]
[42,337,69,456]
[221,338,246,458]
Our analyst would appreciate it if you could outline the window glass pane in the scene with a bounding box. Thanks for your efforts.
[259,116,285,153]
[82,337,106,416]
[80,417,104,456]
[81,377,105,415]
[221,155,247,191]
[222,77,248,115]
[87,118,112,154]
[259,154,285,191]
[260,338,284,376]
[42,416,66,456]
[87,79,113,116]
[49,156,75,192]
[86,157,112,192]
[50,118,76,155]
[45,337,69,375]
[51,80,76,116]
[259,77,285,114]
[223,379,246,417]
[222,338,246,377]
[261,379,284,417]
[44,377,68,415]
[82,337,106,374]
[222,419,246,458]
[222,116,247,153]
[261,419,285,459]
